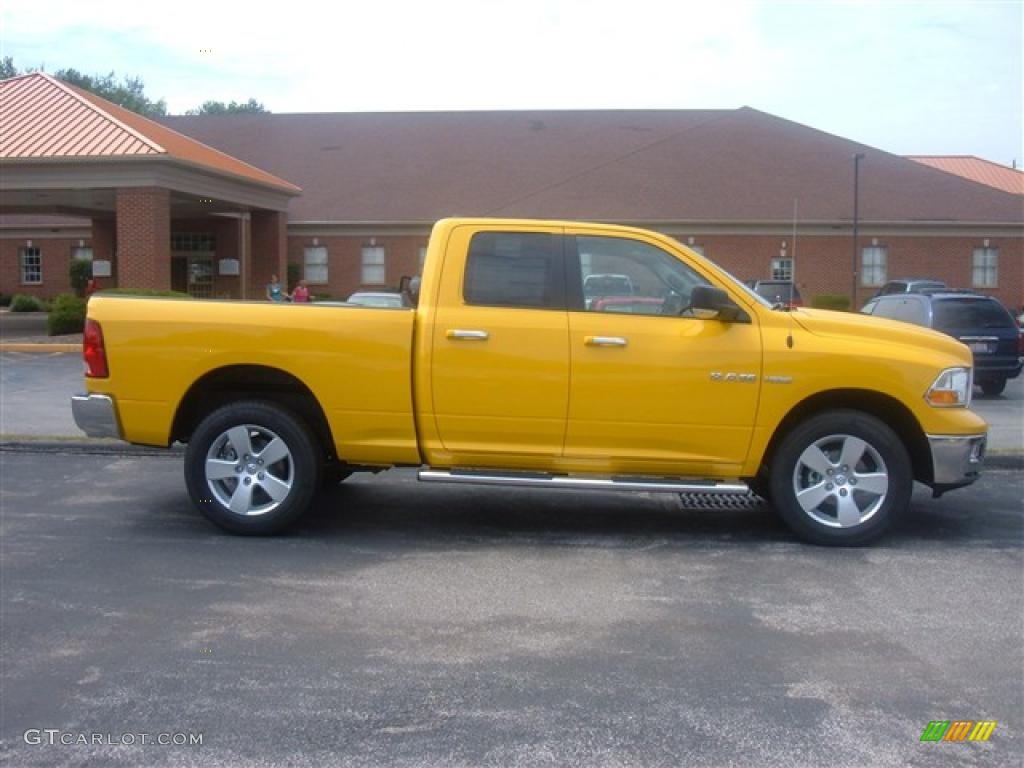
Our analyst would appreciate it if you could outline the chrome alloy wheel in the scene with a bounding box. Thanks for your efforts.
[792,434,889,529]
[204,424,294,517]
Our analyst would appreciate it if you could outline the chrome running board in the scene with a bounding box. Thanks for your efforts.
[418,469,749,494]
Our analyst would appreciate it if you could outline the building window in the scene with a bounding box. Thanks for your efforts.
[72,246,93,261]
[861,246,887,286]
[771,258,793,280]
[304,246,329,284]
[171,233,216,252]
[688,244,705,256]
[20,247,42,284]
[972,247,998,288]
[418,245,428,272]
[361,246,386,284]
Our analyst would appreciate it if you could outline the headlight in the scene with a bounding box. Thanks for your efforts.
[925,367,972,408]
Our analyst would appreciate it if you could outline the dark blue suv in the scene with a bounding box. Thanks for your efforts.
[862,291,1023,396]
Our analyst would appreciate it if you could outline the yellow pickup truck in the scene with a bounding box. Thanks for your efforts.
[72,218,987,544]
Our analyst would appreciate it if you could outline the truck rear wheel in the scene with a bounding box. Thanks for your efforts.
[769,410,911,545]
[184,401,321,534]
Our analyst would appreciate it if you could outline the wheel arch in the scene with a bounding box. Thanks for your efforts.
[171,365,336,463]
[760,389,933,484]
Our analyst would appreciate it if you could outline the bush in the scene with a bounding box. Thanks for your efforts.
[47,293,87,335]
[9,294,44,312]
[811,294,852,311]
[0,293,11,307]
[69,258,93,297]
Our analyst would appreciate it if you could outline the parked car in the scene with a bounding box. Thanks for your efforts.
[583,274,635,310]
[861,291,1023,396]
[590,296,665,315]
[871,278,948,299]
[746,280,803,308]
[345,291,410,308]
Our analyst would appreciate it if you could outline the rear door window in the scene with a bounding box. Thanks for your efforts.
[933,298,1015,330]
[463,232,565,309]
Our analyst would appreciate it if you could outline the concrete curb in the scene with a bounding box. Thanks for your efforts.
[0,343,79,353]
[2,439,1022,469]
[0,439,184,457]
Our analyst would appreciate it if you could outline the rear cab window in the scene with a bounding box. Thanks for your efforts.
[463,231,565,309]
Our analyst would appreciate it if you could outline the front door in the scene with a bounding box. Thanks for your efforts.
[563,231,762,475]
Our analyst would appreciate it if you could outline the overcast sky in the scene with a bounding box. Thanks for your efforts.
[2,0,1021,165]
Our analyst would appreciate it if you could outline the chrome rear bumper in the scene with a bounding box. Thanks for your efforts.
[70,393,122,439]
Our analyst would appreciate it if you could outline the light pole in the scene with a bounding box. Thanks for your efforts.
[852,152,865,307]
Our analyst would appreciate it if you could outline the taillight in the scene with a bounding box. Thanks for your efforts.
[1018,331,1024,357]
[83,318,109,378]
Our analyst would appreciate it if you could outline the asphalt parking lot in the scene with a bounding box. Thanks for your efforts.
[1,449,1022,767]
[1,348,1022,766]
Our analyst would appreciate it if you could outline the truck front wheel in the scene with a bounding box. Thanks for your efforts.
[769,411,911,545]
[184,401,321,534]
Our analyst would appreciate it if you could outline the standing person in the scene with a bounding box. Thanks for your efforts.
[266,274,287,302]
[291,279,311,303]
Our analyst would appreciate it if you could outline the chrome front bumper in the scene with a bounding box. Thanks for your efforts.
[70,393,122,439]
[927,433,986,487]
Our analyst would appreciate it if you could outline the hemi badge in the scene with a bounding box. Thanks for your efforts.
[710,372,758,383]
[765,375,793,384]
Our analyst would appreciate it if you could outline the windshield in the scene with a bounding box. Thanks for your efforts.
[754,282,800,302]
[720,269,773,308]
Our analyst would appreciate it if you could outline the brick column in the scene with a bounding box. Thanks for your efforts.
[90,218,116,289]
[249,210,287,299]
[115,187,170,290]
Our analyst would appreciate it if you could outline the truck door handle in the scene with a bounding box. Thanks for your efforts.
[584,336,628,347]
[446,329,489,341]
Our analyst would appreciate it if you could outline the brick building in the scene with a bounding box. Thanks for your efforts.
[3,72,1022,310]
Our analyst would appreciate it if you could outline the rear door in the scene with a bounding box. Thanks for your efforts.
[430,224,570,459]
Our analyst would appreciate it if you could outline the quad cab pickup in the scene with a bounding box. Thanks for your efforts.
[72,218,987,544]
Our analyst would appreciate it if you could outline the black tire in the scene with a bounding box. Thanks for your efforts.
[746,473,773,503]
[321,461,353,489]
[768,410,911,546]
[979,378,1006,397]
[185,400,321,534]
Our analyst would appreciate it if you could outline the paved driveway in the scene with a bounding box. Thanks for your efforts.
[1,452,1021,767]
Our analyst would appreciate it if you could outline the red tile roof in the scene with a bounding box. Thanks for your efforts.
[160,109,1023,225]
[0,73,300,194]
[906,155,1024,196]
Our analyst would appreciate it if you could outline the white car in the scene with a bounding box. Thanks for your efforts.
[345,291,409,308]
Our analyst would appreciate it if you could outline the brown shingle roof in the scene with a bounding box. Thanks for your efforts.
[160,108,1023,225]
[906,155,1024,196]
[0,73,300,195]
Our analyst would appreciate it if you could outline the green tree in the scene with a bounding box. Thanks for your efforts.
[0,56,18,79]
[186,98,269,115]
[53,68,167,116]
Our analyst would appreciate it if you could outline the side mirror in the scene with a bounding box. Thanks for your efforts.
[691,284,743,322]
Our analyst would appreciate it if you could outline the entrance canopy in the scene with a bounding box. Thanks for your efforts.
[0,73,301,294]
